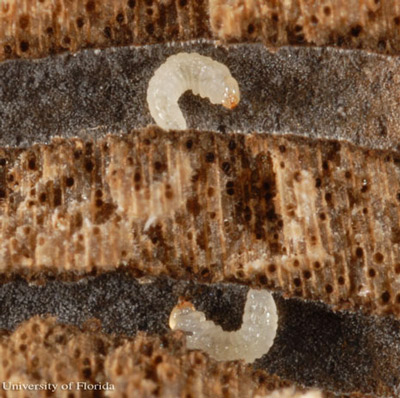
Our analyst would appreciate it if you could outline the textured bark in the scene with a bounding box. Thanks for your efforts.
[0,0,211,61]
[2,279,400,397]
[1,0,400,62]
[0,315,314,398]
[1,128,400,320]
[209,0,400,53]
[1,42,399,151]
[1,2,399,397]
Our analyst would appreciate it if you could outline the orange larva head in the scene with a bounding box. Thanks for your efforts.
[222,93,240,109]
[222,76,240,109]
[169,300,196,330]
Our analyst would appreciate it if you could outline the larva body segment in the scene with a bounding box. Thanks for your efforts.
[147,52,240,130]
[169,289,278,363]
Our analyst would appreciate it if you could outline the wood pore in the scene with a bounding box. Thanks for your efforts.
[0,128,399,318]
[1,0,400,61]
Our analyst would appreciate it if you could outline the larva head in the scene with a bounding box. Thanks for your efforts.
[169,301,205,331]
[169,289,278,363]
[221,76,240,109]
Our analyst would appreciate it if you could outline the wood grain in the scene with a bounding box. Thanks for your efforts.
[1,128,400,319]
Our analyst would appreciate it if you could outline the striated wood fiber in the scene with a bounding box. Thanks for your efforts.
[0,316,305,398]
[1,0,400,61]
[1,1,400,397]
[0,128,400,319]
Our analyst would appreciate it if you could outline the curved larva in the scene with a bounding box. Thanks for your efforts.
[169,289,278,363]
[146,52,240,130]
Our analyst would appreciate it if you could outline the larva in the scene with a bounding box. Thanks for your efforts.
[169,288,278,363]
[146,52,240,130]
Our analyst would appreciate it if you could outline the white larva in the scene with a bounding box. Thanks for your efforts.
[169,288,278,363]
[146,52,240,130]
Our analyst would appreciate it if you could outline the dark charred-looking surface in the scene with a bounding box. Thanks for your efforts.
[2,2,400,398]
[0,43,399,151]
[0,273,248,334]
[1,129,400,319]
[1,275,400,397]
[260,295,400,397]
